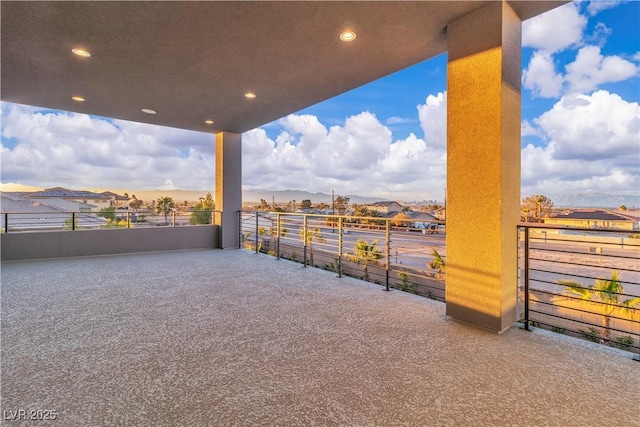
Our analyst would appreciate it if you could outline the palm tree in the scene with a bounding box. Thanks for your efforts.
[349,239,384,281]
[156,196,175,224]
[560,271,640,345]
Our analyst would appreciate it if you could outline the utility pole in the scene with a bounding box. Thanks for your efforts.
[332,189,335,233]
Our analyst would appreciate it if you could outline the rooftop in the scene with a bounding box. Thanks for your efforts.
[551,209,637,221]
[2,249,637,425]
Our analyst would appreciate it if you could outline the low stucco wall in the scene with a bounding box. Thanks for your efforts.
[0,226,219,261]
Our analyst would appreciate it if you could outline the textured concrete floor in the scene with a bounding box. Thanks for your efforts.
[1,249,638,426]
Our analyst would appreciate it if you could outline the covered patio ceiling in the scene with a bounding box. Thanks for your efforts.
[1,1,566,135]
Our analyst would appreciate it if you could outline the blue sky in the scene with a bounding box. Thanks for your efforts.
[1,1,639,203]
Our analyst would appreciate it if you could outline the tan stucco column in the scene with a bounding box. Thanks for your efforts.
[215,132,242,249]
[445,1,521,332]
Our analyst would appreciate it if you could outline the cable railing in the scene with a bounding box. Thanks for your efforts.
[1,210,219,232]
[519,224,640,359]
[239,211,447,301]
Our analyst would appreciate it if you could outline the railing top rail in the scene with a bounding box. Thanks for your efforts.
[518,222,637,234]
[242,210,444,223]
[1,209,222,215]
[1,211,77,215]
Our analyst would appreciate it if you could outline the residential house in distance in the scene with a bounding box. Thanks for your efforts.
[29,197,95,213]
[23,187,129,211]
[364,201,404,215]
[100,191,131,207]
[545,209,639,231]
[433,206,446,221]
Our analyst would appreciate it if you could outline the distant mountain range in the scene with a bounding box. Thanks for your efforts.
[2,183,637,208]
[550,192,639,209]
[242,189,386,205]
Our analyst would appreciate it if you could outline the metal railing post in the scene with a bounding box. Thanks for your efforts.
[337,217,343,278]
[4,213,8,233]
[127,211,130,229]
[384,219,391,291]
[255,212,259,254]
[523,226,530,331]
[237,210,242,249]
[72,212,76,231]
[276,213,281,260]
[302,215,308,267]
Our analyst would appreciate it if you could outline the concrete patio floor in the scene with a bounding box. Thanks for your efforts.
[1,249,638,426]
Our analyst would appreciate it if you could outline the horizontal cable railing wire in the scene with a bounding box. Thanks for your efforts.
[2,210,220,232]
[519,223,640,359]
[240,210,446,301]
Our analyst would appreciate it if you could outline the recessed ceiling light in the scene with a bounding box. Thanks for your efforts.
[204,120,214,125]
[340,31,356,42]
[141,108,156,115]
[72,48,91,57]
[72,96,85,102]
[244,92,256,99]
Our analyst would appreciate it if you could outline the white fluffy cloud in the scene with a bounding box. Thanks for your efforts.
[565,46,639,94]
[417,92,447,149]
[522,51,565,98]
[1,103,215,191]
[523,3,587,53]
[240,94,449,200]
[245,89,639,200]
[2,86,637,202]
[522,90,639,195]
[523,46,638,98]
[522,1,637,100]
[587,0,625,16]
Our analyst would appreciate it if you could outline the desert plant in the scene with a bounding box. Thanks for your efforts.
[613,335,635,351]
[98,206,116,221]
[63,215,80,230]
[578,327,602,343]
[398,271,416,294]
[428,248,446,278]
[300,226,324,265]
[242,231,254,250]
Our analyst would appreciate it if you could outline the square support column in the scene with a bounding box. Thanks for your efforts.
[445,1,521,332]
[215,132,242,249]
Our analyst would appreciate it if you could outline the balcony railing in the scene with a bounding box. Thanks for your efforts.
[1,209,218,232]
[240,211,447,301]
[519,224,640,360]
[1,209,221,261]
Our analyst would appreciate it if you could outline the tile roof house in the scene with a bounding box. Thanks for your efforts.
[30,198,96,212]
[545,209,639,230]
[24,187,129,211]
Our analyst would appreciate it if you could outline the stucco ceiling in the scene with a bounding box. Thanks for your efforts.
[1,1,567,134]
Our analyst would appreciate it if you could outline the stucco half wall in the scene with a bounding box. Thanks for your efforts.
[0,226,219,261]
